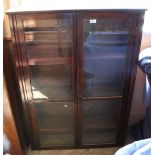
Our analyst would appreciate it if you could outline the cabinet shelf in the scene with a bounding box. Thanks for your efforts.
[26,40,72,45]
[85,31,129,47]
[81,96,122,100]
[24,27,59,32]
[84,55,126,60]
[90,31,129,35]
[88,42,128,46]
[24,26,71,32]
[24,30,69,34]
[40,134,74,147]
[28,57,72,65]
[39,128,73,135]
[33,98,74,102]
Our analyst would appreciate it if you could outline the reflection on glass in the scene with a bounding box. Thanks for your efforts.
[32,86,48,99]
[83,18,130,97]
[82,99,121,144]
[30,65,73,99]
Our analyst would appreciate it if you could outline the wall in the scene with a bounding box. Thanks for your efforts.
[3,77,23,155]
[3,0,11,38]
[3,0,22,38]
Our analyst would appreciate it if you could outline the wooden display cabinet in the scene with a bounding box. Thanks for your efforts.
[7,9,145,149]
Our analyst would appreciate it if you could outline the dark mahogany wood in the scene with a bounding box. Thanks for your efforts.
[72,13,79,146]
[8,15,40,149]
[116,12,145,145]
[7,10,145,149]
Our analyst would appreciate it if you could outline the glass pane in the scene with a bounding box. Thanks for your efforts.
[24,18,72,57]
[82,17,130,97]
[82,99,121,144]
[23,16,73,99]
[35,101,74,146]
[30,65,73,99]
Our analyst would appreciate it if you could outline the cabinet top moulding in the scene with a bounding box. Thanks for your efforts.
[6,0,147,14]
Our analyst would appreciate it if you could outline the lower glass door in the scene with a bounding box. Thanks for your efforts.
[34,100,75,147]
[81,99,121,145]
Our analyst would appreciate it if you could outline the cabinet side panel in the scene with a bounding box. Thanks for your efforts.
[4,15,31,152]
[116,12,145,145]
[8,14,38,148]
[14,14,41,148]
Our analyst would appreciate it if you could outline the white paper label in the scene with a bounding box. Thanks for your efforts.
[90,19,96,23]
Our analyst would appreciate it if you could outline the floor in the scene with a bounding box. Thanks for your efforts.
[27,130,134,155]
[27,147,120,155]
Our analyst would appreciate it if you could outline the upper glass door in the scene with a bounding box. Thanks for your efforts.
[80,14,131,97]
[23,14,74,100]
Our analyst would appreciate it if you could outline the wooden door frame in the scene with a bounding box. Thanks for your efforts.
[77,10,145,147]
[10,11,79,149]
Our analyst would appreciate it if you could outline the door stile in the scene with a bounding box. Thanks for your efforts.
[15,14,41,148]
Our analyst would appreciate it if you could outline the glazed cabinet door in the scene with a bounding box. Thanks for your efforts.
[14,13,76,148]
[10,10,144,148]
[78,12,137,146]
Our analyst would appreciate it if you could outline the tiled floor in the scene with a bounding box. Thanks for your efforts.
[27,147,120,155]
